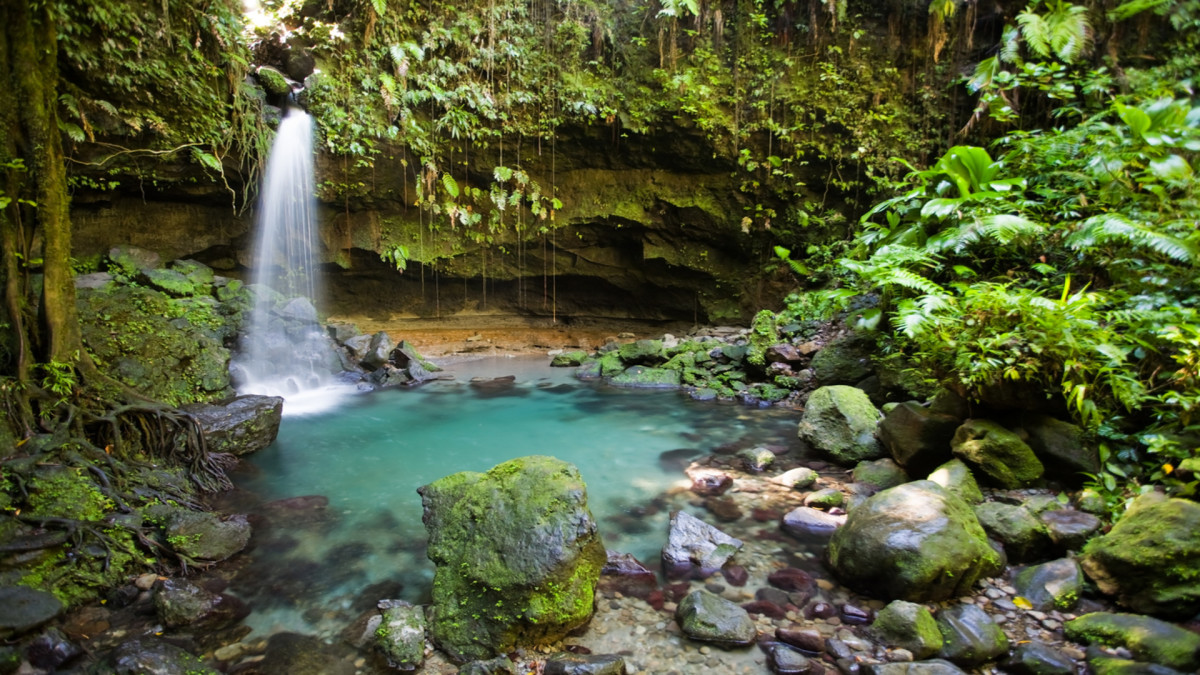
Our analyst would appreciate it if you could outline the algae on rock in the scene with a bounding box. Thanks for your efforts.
[418,456,607,663]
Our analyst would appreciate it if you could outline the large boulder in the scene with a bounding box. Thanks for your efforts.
[1080,493,1200,619]
[1016,414,1099,482]
[0,586,63,636]
[182,395,283,456]
[1064,612,1200,671]
[936,604,1009,667]
[418,456,607,662]
[973,501,1050,564]
[827,481,1003,602]
[798,386,884,465]
[810,335,874,385]
[926,459,983,505]
[878,402,960,476]
[951,419,1043,488]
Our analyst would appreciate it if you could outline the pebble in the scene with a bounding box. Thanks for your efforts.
[1042,619,1061,631]
[816,579,835,591]
[888,649,914,662]
[134,574,159,591]
[985,588,1005,600]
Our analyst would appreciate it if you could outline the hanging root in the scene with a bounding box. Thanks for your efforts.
[84,404,235,493]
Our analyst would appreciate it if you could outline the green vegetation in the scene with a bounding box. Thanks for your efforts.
[811,0,1200,515]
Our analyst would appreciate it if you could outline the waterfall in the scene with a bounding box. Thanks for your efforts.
[233,109,346,411]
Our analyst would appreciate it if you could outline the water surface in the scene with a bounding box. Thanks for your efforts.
[228,356,799,637]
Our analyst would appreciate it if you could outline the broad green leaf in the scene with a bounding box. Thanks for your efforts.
[1117,102,1151,139]
[441,173,460,198]
[1148,154,1192,181]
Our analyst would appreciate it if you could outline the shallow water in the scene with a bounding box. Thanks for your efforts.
[227,355,799,639]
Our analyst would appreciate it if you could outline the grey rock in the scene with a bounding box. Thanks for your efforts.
[863,660,967,675]
[1039,508,1101,551]
[936,604,1009,666]
[926,459,983,504]
[1018,413,1099,481]
[663,510,744,580]
[459,656,518,674]
[798,385,884,465]
[811,335,874,385]
[951,419,1044,488]
[676,589,757,648]
[852,457,910,491]
[764,641,819,674]
[828,481,1003,602]
[871,600,943,659]
[973,501,1050,564]
[1003,642,1076,675]
[162,510,251,562]
[376,600,425,671]
[781,506,846,541]
[1014,558,1084,611]
[877,402,960,476]
[183,394,283,456]
[0,586,63,635]
[544,653,627,675]
[108,639,218,675]
[771,467,819,489]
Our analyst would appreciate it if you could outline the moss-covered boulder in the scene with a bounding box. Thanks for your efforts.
[827,481,1003,602]
[852,458,910,491]
[616,339,664,365]
[1064,612,1200,671]
[927,459,983,505]
[376,600,426,671]
[1079,493,1200,619]
[418,456,607,663]
[182,395,283,456]
[551,350,589,367]
[871,600,943,659]
[878,402,961,476]
[609,366,680,389]
[810,335,874,385]
[973,501,1050,564]
[675,589,757,648]
[951,419,1043,488]
[798,385,884,465]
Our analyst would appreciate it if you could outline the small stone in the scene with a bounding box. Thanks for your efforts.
[888,649,914,663]
[135,574,159,591]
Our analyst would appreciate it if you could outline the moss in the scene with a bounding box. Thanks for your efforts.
[746,309,778,366]
[27,468,114,521]
[1064,612,1200,671]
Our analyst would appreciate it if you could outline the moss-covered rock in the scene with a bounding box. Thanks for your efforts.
[810,335,874,385]
[551,350,589,367]
[418,456,607,663]
[951,419,1044,488]
[798,385,884,465]
[827,481,1003,602]
[1014,558,1084,611]
[1064,612,1200,671]
[878,402,960,476]
[675,589,756,648]
[256,65,293,95]
[616,339,663,365]
[927,459,983,505]
[936,604,1009,667]
[852,458,910,491]
[871,600,942,659]
[377,601,426,671]
[973,501,1050,564]
[1079,493,1200,619]
[609,366,680,389]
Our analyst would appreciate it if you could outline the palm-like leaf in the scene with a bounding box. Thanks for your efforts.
[1066,213,1198,263]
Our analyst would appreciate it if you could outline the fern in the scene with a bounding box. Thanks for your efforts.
[1066,213,1197,264]
[1016,0,1093,63]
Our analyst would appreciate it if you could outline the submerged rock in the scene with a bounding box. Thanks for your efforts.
[419,456,606,663]
[827,481,1003,602]
[662,511,744,580]
[798,385,884,465]
[598,551,658,600]
[182,394,283,456]
[1079,493,1200,619]
[676,589,757,648]
[781,506,845,541]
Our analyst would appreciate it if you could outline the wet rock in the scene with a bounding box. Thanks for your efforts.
[852,458,910,491]
[1003,642,1076,675]
[776,626,825,653]
[1085,647,1189,675]
[841,603,872,624]
[926,459,983,504]
[804,487,844,509]
[459,656,519,675]
[798,386,884,465]
[781,506,845,541]
[872,600,942,659]
[250,631,357,675]
[0,586,63,635]
[766,344,803,364]
[805,602,838,619]
[951,419,1043,488]
[1014,558,1084,611]
[75,271,115,290]
[610,365,680,389]
[688,467,734,495]
[877,402,960,476]
[973,501,1050,564]
[108,244,162,273]
[161,510,251,562]
[863,660,968,675]
[936,604,1009,667]
[1064,612,1200,671]
[676,589,757,648]
[1017,413,1099,481]
[771,467,819,490]
[153,578,247,629]
[617,339,664,365]
[108,638,219,675]
[744,599,788,619]
[599,552,658,600]
[768,568,814,593]
[811,335,874,385]
[828,481,1003,602]
[376,600,425,671]
[662,510,744,580]
[544,653,627,675]
[419,456,606,662]
[1080,493,1200,619]
[660,448,703,472]
[551,350,590,367]
[1039,508,1101,551]
[25,628,82,670]
[763,641,820,674]
[739,446,776,472]
[704,496,743,522]
[723,565,749,587]
[183,394,283,457]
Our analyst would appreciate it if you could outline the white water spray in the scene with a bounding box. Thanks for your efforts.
[233,110,350,412]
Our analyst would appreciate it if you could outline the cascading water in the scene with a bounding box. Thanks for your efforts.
[232,109,348,412]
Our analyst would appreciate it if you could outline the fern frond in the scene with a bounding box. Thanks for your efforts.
[1017,7,1052,58]
[1067,213,1197,263]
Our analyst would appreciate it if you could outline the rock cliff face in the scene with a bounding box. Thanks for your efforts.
[70,123,807,324]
